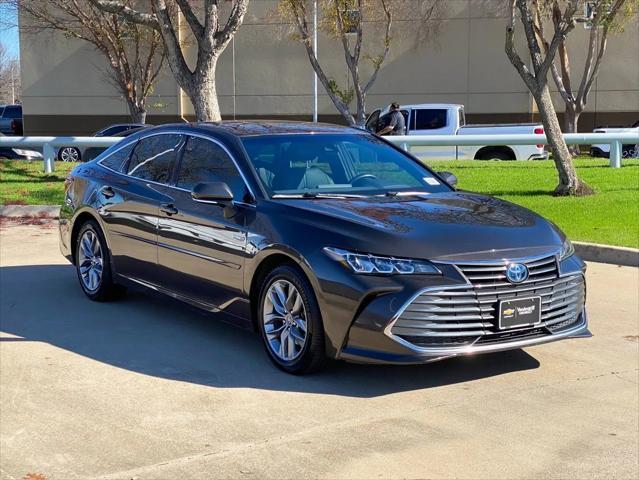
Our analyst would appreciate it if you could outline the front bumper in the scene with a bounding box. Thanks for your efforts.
[340,311,590,364]
[333,254,589,364]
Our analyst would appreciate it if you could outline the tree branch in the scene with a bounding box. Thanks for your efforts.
[175,0,204,40]
[363,0,392,95]
[505,0,537,92]
[87,0,158,28]
[215,0,249,51]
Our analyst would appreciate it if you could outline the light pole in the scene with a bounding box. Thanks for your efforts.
[10,66,15,104]
[312,0,318,122]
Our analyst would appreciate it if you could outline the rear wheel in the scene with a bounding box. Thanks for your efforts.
[75,220,122,301]
[475,149,514,161]
[59,147,81,162]
[258,265,326,374]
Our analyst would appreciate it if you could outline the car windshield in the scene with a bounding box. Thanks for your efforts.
[241,133,450,198]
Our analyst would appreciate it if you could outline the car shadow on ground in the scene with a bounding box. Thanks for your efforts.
[0,264,540,398]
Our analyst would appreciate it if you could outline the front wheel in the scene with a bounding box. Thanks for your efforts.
[258,265,326,374]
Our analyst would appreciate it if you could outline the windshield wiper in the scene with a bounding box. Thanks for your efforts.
[272,192,368,199]
[381,191,430,198]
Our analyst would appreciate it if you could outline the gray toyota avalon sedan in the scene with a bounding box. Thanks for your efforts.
[59,122,590,374]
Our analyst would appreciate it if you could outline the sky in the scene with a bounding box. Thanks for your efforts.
[0,3,19,60]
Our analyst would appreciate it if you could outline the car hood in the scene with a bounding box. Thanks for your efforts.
[276,192,564,262]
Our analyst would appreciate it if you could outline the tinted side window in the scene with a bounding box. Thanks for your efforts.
[415,109,447,130]
[106,125,129,136]
[127,134,182,184]
[100,142,136,173]
[4,106,21,119]
[177,136,247,201]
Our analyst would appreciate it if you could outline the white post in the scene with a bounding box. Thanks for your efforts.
[609,140,622,168]
[232,36,237,120]
[43,143,56,173]
[312,0,318,123]
[10,68,15,104]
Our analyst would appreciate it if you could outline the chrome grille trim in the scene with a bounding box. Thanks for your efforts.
[386,255,586,351]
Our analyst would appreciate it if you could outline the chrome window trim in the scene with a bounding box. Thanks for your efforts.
[97,130,258,203]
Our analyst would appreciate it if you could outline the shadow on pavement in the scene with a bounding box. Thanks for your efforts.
[0,264,540,398]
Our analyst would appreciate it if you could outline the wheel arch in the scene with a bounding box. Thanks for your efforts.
[474,145,516,160]
[247,247,320,332]
[70,209,105,265]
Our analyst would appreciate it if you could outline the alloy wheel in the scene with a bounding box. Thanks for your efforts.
[262,279,308,361]
[60,147,80,162]
[78,230,104,292]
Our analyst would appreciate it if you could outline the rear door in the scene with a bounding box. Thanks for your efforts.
[98,133,183,283]
[409,108,457,160]
[155,135,251,317]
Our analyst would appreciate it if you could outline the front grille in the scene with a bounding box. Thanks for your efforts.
[390,255,585,349]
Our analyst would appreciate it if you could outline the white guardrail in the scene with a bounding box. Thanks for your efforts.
[1,132,638,173]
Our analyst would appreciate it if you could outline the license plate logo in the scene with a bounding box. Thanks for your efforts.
[499,297,542,329]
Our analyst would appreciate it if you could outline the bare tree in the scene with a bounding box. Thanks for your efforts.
[88,0,249,122]
[16,0,166,123]
[505,0,593,196]
[534,0,637,149]
[0,42,21,104]
[277,0,442,126]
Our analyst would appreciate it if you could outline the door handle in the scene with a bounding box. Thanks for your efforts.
[160,203,179,216]
[100,186,115,198]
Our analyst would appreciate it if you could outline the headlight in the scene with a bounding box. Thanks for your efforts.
[559,237,574,260]
[12,149,42,158]
[323,247,441,275]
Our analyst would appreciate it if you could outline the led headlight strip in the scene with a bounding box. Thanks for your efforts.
[323,247,441,275]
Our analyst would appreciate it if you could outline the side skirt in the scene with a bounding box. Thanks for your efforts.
[114,274,255,331]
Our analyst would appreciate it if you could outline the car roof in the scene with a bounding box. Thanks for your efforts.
[145,120,362,137]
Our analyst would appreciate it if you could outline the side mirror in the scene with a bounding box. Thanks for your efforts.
[437,171,458,188]
[191,182,234,203]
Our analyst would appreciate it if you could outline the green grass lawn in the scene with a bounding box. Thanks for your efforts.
[0,160,80,205]
[1,157,637,248]
[429,158,639,248]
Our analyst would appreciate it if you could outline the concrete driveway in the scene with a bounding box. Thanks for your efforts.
[1,221,637,480]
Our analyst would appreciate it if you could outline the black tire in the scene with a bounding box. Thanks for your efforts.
[257,264,326,374]
[74,220,123,301]
[58,147,81,162]
[475,149,514,161]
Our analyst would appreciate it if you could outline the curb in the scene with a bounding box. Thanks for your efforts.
[1,205,637,267]
[574,242,639,268]
[0,205,60,218]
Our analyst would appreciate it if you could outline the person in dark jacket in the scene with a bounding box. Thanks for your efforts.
[377,102,406,136]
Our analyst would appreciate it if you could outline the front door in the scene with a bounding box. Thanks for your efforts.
[156,135,252,318]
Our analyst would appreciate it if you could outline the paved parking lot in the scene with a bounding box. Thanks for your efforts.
[1,221,637,480]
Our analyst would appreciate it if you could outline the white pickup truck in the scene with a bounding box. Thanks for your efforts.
[590,122,639,159]
[365,103,548,161]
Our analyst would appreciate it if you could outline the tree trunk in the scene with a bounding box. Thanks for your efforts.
[563,106,581,155]
[536,87,593,196]
[126,99,147,124]
[190,83,221,122]
[189,67,221,122]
